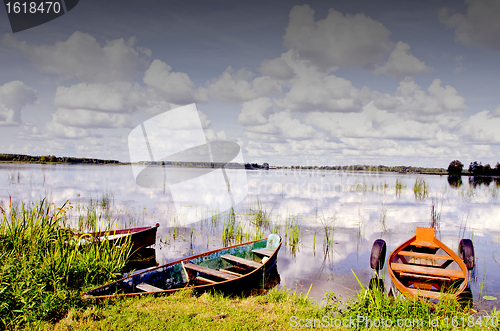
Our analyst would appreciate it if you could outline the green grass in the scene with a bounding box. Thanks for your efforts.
[48,283,500,331]
[0,199,132,329]
[222,208,245,245]
[414,178,429,200]
[51,288,320,331]
[431,198,441,228]
[395,178,405,198]
[251,200,270,228]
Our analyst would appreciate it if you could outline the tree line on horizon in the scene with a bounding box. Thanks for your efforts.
[448,160,500,176]
[0,153,119,164]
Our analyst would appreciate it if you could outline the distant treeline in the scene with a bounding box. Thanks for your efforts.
[0,154,119,164]
[2,153,468,175]
[448,160,500,176]
[277,164,446,174]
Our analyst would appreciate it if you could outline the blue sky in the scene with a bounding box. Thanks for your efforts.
[1,0,500,168]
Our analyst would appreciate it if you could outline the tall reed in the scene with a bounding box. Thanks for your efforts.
[0,199,132,329]
[414,178,429,200]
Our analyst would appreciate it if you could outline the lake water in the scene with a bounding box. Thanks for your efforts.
[1,163,500,310]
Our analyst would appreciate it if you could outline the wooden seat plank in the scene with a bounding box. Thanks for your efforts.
[196,276,216,284]
[219,269,244,277]
[136,283,164,292]
[221,254,261,268]
[399,272,451,282]
[183,263,237,280]
[410,240,439,249]
[252,248,274,257]
[391,262,465,279]
[398,251,454,260]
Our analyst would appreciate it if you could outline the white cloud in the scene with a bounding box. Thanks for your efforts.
[460,110,500,144]
[0,81,38,126]
[143,59,208,104]
[439,0,500,50]
[44,121,91,139]
[427,79,466,111]
[208,66,281,102]
[259,58,295,81]
[277,62,366,112]
[54,82,145,113]
[3,31,149,83]
[52,108,133,128]
[373,42,432,79]
[493,105,500,117]
[245,111,319,141]
[373,77,466,117]
[238,97,274,126]
[283,5,393,70]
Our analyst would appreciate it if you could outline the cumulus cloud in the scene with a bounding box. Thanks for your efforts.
[208,66,281,102]
[373,42,432,79]
[238,98,274,126]
[245,111,319,141]
[373,77,466,117]
[259,58,295,81]
[0,81,38,126]
[283,5,393,70]
[54,82,145,113]
[3,31,149,83]
[439,0,500,50]
[460,111,500,144]
[143,59,208,104]
[52,108,133,128]
[44,120,91,139]
[277,56,367,112]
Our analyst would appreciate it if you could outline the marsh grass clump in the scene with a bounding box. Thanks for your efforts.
[431,198,441,229]
[0,199,132,329]
[285,218,301,253]
[414,178,429,200]
[395,178,405,198]
[222,208,244,245]
[251,200,270,228]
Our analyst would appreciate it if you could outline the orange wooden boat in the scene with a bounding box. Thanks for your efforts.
[371,227,474,300]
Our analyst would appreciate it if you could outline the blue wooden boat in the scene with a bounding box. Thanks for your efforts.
[83,234,281,299]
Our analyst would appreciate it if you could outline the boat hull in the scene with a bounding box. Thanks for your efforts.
[83,235,281,300]
[88,223,159,249]
[387,227,468,300]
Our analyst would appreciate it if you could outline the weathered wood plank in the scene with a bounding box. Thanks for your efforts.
[400,272,451,282]
[183,263,237,280]
[219,269,244,277]
[398,251,454,260]
[196,276,216,284]
[221,254,261,268]
[391,262,465,279]
[252,248,274,257]
[410,240,439,249]
[136,283,164,292]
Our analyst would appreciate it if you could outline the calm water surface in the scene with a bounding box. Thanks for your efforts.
[1,163,500,309]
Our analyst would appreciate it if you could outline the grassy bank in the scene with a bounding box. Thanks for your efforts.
[0,200,132,329]
[49,286,499,331]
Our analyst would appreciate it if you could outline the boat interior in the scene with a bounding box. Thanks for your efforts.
[390,228,467,299]
[86,234,281,297]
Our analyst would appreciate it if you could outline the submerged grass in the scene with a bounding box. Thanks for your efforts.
[395,178,405,198]
[414,178,429,201]
[0,199,132,329]
[222,208,244,245]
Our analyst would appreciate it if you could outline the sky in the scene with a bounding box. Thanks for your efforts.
[1,0,500,168]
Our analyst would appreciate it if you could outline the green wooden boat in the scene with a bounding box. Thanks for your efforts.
[83,234,281,299]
